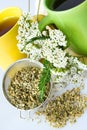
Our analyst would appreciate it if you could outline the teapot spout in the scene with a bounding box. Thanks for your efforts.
[39,14,65,32]
[39,15,55,31]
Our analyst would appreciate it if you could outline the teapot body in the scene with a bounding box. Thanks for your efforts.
[39,0,87,55]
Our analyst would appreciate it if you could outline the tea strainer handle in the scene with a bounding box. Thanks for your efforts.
[20,111,31,119]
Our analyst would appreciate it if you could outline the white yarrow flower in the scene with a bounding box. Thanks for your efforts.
[17,12,87,88]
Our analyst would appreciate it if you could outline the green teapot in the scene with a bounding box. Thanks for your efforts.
[39,0,87,55]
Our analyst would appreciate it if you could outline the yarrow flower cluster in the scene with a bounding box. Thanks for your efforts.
[17,12,87,87]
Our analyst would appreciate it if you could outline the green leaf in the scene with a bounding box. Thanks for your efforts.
[21,36,49,51]
[38,59,51,102]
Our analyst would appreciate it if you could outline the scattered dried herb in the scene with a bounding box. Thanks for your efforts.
[8,67,50,110]
[37,88,87,128]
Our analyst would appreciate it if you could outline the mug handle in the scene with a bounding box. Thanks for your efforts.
[39,15,54,31]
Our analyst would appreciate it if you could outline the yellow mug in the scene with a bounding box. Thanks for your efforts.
[0,7,26,70]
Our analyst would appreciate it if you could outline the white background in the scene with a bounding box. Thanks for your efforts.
[0,0,87,130]
[0,0,35,15]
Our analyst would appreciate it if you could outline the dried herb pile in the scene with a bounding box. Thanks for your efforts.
[8,67,50,110]
[37,88,87,128]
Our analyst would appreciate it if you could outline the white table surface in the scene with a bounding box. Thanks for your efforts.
[0,1,87,130]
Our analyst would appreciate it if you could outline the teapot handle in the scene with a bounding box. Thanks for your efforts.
[39,15,53,31]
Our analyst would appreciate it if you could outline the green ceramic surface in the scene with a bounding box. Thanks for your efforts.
[39,0,87,55]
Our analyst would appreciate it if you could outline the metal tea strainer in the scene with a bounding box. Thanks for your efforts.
[28,0,41,21]
[2,0,51,119]
[2,58,52,119]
